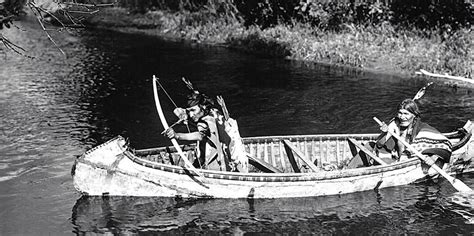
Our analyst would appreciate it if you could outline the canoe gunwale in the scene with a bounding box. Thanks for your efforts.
[125,150,422,182]
[83,136,125,157]
[120,122,472,183]
[242,133,378,143]
[132,126,470,156]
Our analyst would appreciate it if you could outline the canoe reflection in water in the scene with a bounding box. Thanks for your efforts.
[70,183,474,235]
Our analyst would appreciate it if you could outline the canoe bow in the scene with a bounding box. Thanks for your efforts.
[152,75,205,180]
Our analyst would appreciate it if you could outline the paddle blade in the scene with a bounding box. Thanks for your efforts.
[451,178,473,192]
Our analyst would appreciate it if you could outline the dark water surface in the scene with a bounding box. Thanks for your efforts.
[1,17,473,235]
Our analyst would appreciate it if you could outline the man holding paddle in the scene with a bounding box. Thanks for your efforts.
[375,98,452,177]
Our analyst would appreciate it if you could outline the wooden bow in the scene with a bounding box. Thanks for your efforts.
[153,75,206,182]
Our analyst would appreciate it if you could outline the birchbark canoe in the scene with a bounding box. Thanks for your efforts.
[72,121,474,198]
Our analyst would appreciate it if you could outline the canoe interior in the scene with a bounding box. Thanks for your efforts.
[242,134,377,173]
[133,128,469,174]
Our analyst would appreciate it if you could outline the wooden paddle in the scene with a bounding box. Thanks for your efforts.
[373,117,472,192]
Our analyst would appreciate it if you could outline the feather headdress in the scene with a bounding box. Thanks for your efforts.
[412,82,433,101]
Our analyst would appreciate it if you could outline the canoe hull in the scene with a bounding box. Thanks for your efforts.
[73,157,425,198]
[73,137,429,198]
[72,121,473,198]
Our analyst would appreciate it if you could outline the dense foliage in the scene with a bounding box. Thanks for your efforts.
[0,0,24,30]
[105,0,473,78]
[2,0,473,78]
[233,0,472,33]
[117,0,472,32]
[391,0,472,31]
[3,0,470,36]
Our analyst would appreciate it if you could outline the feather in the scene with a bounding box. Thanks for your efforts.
[413,82,433,101]
[217,95,229,120]
[182,77,199,94]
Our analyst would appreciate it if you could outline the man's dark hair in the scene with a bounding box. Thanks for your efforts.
[186,93,215,110]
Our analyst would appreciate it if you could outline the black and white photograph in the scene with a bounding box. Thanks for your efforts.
[1,0,473,235]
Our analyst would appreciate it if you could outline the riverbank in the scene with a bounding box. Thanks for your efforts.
[85,7,473,87]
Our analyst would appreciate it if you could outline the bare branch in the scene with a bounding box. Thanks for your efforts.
[62,9,80,26]
[28,2,66,56]
[1,34,34,58]
[61,2,115,8]
[28,1,67,28]
[67,10,99,14]
[1,0,116,56]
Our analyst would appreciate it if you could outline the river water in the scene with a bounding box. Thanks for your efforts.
[1,17,473,235]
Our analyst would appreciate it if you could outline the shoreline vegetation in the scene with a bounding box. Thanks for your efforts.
[83,1,472,83]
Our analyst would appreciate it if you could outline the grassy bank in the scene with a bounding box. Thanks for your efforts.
[86,6,473,80]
